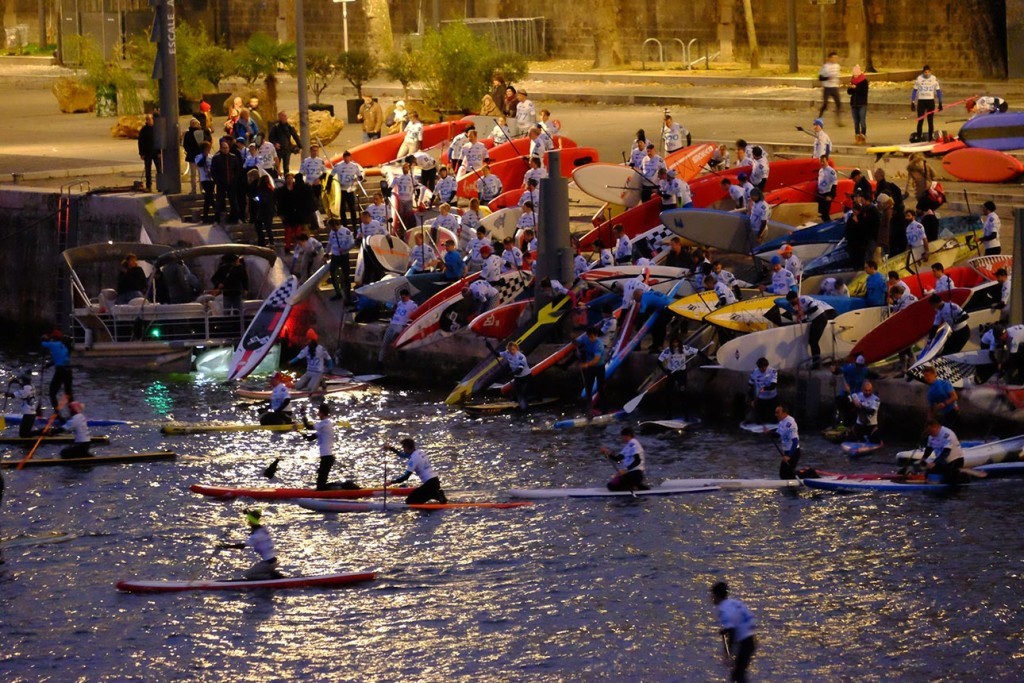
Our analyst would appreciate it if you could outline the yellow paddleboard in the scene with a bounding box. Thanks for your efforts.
[703,295,778,333]
[866,145,901,155]
[847,232,980,296]
[669,288,762,322]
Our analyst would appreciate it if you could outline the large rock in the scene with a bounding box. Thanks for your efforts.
[52,77,95,114]
[110,115,146,139]
[307,110,344,146]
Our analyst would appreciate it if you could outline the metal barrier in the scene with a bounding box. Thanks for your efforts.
[641,38,664,70]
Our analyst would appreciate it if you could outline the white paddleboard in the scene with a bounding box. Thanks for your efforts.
[895,434,1024,468]
[717,320,851,372]
[662,208,794,255]
[508,483,720,499]
[571,163,649,208]
[832,307,888,346]
[660,478,802,490]
[368,234,411,273]
[739,422,777,434]
[226,276,297,382]
[478,207,523,241]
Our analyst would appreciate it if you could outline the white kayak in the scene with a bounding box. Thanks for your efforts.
[895,434,1024,468]
[638,419,700,433]
[508,484,720,499]
[660,478,803,490]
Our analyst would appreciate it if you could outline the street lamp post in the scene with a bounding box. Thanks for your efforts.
[296,0,310,158]
[332,0,356,52]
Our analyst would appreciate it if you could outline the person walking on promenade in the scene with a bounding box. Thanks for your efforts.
[848,64,869,144]
[818,51,843,125]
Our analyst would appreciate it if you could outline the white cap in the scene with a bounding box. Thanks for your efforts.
[395,100,405,107]
[856,354,866,365]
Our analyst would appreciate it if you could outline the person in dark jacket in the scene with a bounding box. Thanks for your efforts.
[211,254,248,314]
[116,253,149,304]
[248,169,277,247]
[138,113,161,192]
[210,138,242,224]
[276,173,310,252]
[182,118,206,195]
[849,169,873,202]
[847,65,869,144]
[267,111,301,175]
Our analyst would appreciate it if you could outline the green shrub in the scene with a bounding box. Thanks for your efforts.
[337,49,378,99]
[382,48,418,101]
[414,24,529,113]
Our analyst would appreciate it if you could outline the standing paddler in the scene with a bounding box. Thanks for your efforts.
[302,402,342,490]
[774,405,801,480]
[711,581,757,683]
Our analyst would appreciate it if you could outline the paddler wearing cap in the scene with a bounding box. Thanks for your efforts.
[811,118,832,160]
[259,372,293,425]
[218,508,283,580]
[289,329,332,393]
[778,244,802,283]
[41,329,73,413]
[466,226,490,273]
[6,374,38,438]
[385,437,448,504]
[480,243,504,285]
[760,255,796,296]
[58,402,92,459]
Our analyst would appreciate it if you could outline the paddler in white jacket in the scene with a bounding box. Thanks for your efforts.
[58,402,92,459]
[302,402,341,490]
[600,426,647,491]
[386,438,448,504]
[775,405,801,480]
[218,508,283,580]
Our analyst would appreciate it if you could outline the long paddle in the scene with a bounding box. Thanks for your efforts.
[599,446,636,498]
[188,544,224,583]
[0,379,10,431]
[16,398,67,470]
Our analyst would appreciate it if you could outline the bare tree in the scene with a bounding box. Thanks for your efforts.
[593,0,625,68]
[742,0,760,70]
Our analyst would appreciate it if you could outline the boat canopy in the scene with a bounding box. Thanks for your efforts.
[153,244,277,268]
[62,243,173,270]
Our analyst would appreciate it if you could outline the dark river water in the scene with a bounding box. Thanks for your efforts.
[2,359,1023,682]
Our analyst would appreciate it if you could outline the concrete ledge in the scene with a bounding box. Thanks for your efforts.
[7,164,138,183]
[527,69,924,87]
[0,55,56,66]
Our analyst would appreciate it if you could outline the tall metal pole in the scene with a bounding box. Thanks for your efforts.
[1012,208,1024,327]
[819,2,826,63]
[787,0,797,73]
[343,1,349,52]
[295,0,310,158]
[152,0,181,194]
[535,149,572,304]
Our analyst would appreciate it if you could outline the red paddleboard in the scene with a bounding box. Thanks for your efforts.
[852,288,971,363]
[457,145,598,198]
[765,178,870,215]
[931,139,967,156]
[578,197,663,251]
[942,148,1024,183]
[487,135,577,164]
[335,119,473,167]
[968,255,1013,280]
[898,265,986,298]
[116,571,377,593]
[664,143,717,181]
[500,341,576,396]
[689,158,825,209]
[469,298,534,339]
[488,188,529,211]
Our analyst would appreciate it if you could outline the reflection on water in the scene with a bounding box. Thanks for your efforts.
[1,360,1023,681]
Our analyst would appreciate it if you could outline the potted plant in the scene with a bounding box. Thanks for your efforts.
[191,44,237,114]
[337,49,378,124]
[304,48,339,116]
[70,35,142,117]
[414,24,526,115]
[236,33,296,118]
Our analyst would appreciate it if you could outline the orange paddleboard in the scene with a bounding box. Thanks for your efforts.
[942,148,1024,183]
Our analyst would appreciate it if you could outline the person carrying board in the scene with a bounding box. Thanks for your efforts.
[600,426,647,492]
[385,438,448,504]
[711,581,757,683]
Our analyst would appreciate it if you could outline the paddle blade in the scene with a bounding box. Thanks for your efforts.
[0,415,5,431]
[262,458,280,480]
[623,390,648,414]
